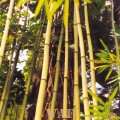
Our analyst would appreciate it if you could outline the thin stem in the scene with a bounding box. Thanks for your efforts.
[49,25,64,120]
[84,1,98,117]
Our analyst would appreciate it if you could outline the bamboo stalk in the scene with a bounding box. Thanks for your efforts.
[74,3,90,120]
[63,0,69,119]
[111,0,120,111]
[73,5,80,120]
[111,0,119,57]
[84,1,98,114]
[63,25,68,120]
[0,40,22,120]
[18,7,46,119]
[0,40,16,114]
[0,0,14,66]
[18,50,36,120]
[34,6,53,120]
[111,0,120,81]
[49,25,64,120]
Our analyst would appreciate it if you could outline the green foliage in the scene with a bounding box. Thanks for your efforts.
[44,0,51,20]
[34,0,45,17]
[93,40,118,81]
[100,39,110,52]
[88,87,120,119]
[50,0,64,15]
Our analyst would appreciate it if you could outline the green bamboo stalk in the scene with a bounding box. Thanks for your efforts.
[84,1,98,112]
[111,0,119,57]
[0,40,16,114]
[74,2,90,120]
[18,50,36,120]
[111,0,120,109]
[0,0,14,66]
[49,25,64,120]
[73,5,80,120]
[34,7,53,120]
[0,40,22,120]
[111,0,120,83]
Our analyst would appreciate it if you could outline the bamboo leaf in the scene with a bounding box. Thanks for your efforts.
[97,65,108,74]
[88,65,109,72]
[100,58,110,62]
[88,89,105,106]
[17,0,29,8]
[89,109,103,116]
[94,60,107,64]
[108,87,118,106]
[109,52,116,60]
[50,0,64,15]
[95,52,109,60]
[89,105,105,111]
[63,0,69,26]
[113,80,120,87]
[34,0,45,17]
[44,0,51,20]
[100,39,110,52]
[105,69,113,80]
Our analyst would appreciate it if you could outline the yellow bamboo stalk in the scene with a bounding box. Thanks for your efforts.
[63,0,69,119]
[49,25,64,120]
[84,1,98,109]
[63,26,68,120]
[73,5,80,120]
[34,7,53,120]
[74,2,90,120]
[0,0,14,66]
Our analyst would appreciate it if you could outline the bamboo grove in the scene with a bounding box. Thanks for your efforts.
[0,0,120,120]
